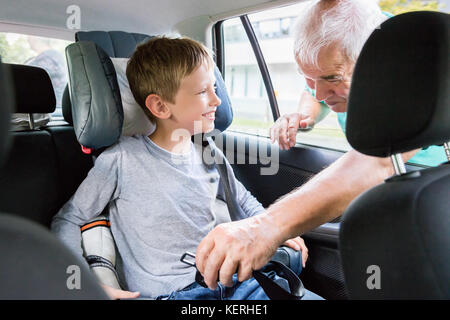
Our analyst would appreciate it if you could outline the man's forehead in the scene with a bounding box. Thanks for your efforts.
[296,44,349,77]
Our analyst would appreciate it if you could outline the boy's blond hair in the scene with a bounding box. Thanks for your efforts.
[126,36,214,121]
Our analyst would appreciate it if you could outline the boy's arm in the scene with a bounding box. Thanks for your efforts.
[51,146,122,265]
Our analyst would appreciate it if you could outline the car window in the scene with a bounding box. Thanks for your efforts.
[248,2,352,152]
[219,0,448,163]
[0,32,72,120]
[221,2,351,151]
[222,18,273,137]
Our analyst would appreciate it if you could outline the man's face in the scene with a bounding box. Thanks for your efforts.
[296,44,354,113]
[166,61,221,135]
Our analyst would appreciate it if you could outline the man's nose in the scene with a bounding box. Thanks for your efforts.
[315,81,334,102]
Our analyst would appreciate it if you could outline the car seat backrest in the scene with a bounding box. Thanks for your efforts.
[0,60,107,299]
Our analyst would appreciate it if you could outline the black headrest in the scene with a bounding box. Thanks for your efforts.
[346,11,449,157]
[5,64,56,114]
[0,61,14,167]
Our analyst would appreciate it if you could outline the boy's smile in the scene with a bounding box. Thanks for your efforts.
[202,109,216,121]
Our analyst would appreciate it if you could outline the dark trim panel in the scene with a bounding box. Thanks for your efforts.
[213,20,225,75]
[240,15,280,121]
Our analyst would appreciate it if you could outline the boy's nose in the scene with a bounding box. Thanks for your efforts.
[211,92,221,107]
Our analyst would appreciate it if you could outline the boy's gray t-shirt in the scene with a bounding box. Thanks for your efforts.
[51,135,264,298]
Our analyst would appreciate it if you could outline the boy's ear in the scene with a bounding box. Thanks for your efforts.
[145,94,171,120]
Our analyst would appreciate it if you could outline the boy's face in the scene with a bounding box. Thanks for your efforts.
[166,61,221,135]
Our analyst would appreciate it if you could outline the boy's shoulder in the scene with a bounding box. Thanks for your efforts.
[100,134,147,157]
[112,134,146,149]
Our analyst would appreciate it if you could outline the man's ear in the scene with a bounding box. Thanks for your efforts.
[145,94,171,120]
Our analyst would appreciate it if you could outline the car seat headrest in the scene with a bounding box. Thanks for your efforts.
[346,11,449,157]
[66,32,234,150]
[66,41,123,149]
[76,31,152,58]
[76,31,233,132]
[5,64,56,114]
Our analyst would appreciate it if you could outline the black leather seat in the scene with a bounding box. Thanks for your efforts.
[0,64,93,227]
[339,11,449,299]
[0,60,107,299]
[0,64,60,227]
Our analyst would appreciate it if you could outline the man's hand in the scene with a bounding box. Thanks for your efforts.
[283,236,308,268]
[101,284,140,300]
[270,113,315,150]
[196,214,283,290]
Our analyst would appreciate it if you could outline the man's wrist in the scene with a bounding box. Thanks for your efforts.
[261,207,293,246]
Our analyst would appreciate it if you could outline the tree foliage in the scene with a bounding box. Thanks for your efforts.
[379,0,443,15]
[0,34,35,64]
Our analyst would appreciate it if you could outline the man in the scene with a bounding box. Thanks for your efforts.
[272,6,446,167]
[195,0,424,290]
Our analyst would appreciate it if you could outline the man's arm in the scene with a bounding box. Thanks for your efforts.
[196,148,418,290]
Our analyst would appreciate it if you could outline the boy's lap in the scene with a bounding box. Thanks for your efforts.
[157,274,272,300]
[156,272,323,300]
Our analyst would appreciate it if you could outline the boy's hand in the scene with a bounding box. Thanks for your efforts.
[101,284,140,300]
[282,236,308,268]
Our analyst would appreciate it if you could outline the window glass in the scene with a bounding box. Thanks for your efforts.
[248,2,351,152]
[0,32,71,120]
[221,0,448,162]
[223,18,273,137]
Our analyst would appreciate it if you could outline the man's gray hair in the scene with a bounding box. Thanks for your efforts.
[292,0,388,68]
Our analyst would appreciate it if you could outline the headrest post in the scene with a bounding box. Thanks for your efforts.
[28,113,35,130]
[391,153,406,175]
[443,142,450,161]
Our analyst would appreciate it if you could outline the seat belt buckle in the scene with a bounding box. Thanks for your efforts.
[180,251,210,288]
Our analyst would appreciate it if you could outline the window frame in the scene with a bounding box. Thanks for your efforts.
[214,15,280,123]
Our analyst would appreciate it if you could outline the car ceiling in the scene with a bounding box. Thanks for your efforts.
[0,0,302,39]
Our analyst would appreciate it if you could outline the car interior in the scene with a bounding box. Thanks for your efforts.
[0,0,448,300]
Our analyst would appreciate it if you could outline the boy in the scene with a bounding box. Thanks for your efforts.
[52,36,309,300]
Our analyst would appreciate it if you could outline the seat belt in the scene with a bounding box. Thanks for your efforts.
[199,135,305,300]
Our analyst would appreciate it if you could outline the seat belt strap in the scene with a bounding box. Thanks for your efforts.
[203,136,305,300]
